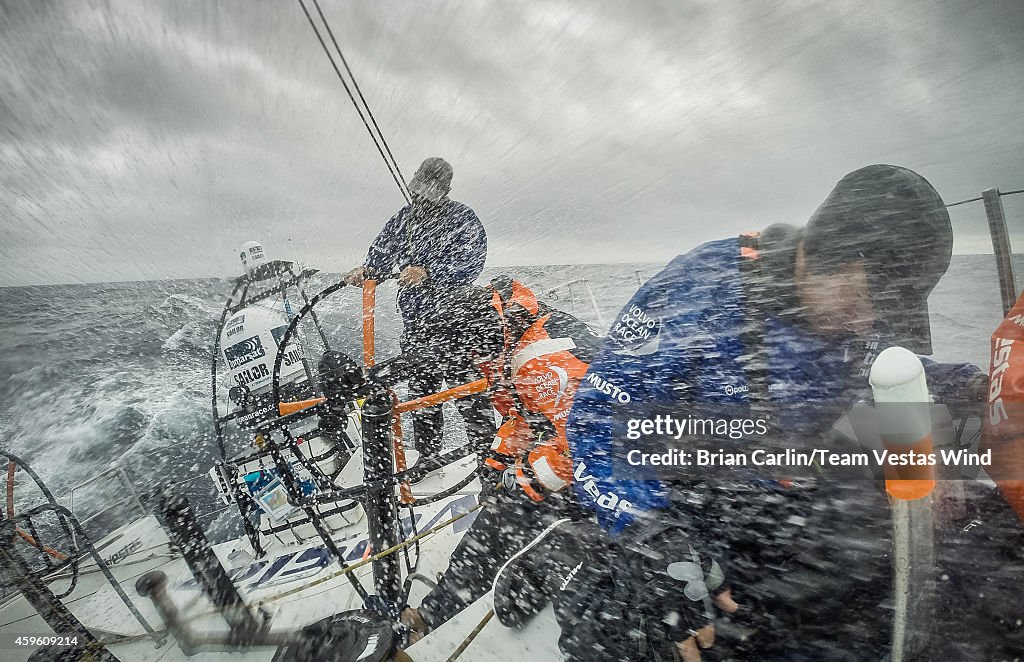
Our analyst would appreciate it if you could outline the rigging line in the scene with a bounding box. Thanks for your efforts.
[310,0,410,199]
[445,609,494,662]
[297,0,411,204]
[945,196,982,208]
[946,188,1024,208]
[299,0,409,205]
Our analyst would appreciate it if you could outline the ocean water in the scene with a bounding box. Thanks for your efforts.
[0,256,1019,542]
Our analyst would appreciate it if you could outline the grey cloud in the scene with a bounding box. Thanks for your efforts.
[1,0,1023,286]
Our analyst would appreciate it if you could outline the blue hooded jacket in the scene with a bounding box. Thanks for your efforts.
[567,236,982,535]
[364,200,487,325]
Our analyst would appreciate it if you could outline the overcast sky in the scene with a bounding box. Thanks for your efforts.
[1,0,1023,286]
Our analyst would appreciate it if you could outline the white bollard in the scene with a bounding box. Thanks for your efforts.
[869,346,935,662]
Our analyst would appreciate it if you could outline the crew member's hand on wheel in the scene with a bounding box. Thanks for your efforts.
[342,266,366,286]
[399,606,428,644]
[399,265,428,287]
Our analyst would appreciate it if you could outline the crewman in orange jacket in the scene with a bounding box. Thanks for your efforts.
[400,276,599,637]
[480,276,593,502]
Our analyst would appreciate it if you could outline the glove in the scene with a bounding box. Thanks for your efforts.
[508,444,572,502]
[616,522,733,658]
[551,522,633,662]
[485,414,531,478]
[490,460,554,503]
[341,266,366,286]
[490,463,542,502]
[528,444,572,489]
[362,595,411,650]
[551,520,733,661]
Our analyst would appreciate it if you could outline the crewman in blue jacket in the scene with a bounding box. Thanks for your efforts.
[343,157,489,457]
[549,165,989,660]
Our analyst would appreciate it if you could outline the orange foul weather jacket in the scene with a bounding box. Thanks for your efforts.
[481,279,594,502]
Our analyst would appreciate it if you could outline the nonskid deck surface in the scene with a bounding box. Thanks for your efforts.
[406,598,562,662]
[0,454,529,661]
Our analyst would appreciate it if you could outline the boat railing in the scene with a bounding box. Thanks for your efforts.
[55,464,233,551]
[944,186,1022,315]
[59,464,148,546]
[542,277,608,332]
[1,501,162,651]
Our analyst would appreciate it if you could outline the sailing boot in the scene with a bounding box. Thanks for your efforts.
[274,609,397,662]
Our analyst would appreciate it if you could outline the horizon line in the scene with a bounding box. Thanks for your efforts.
[0,252,1012,289]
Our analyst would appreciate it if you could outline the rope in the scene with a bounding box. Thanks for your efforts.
[5,462,69,561]
[90,504,490,657]
[945,187,1023,207]
[136,501,486,636]
[945,196,982,208]
[408,470,480,507]
[309,0,410,199]
[297,0,410,204]
[444,608,494,662]
[251,502,482,609]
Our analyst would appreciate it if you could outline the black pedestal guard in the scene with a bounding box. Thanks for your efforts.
[361,381,402,603]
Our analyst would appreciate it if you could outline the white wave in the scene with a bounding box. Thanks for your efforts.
[161,320,211,353]
[154,292,220,323]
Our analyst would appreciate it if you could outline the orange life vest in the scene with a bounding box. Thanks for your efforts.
[481,278,589,500]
